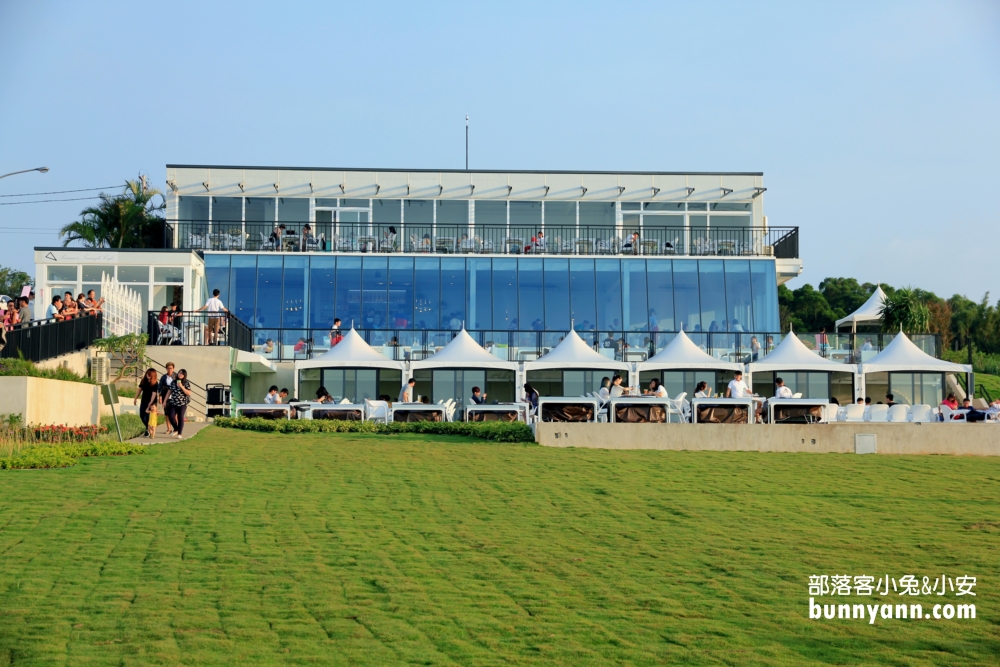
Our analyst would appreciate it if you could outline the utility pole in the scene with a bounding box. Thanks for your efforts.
[465,115,469,170]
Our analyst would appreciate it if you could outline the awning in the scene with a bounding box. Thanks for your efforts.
[411,328,517,372]
[835,285,887,331]
[748,331,852,374]
[524,329,630,372]
[861,331,971,374]
[637,330,743,372]
[233,350,277,376]
[295,327,406,372]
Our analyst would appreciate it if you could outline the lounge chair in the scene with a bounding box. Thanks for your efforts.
[907,404,934,423]
[887,404,910,422]
[867,404,889,423]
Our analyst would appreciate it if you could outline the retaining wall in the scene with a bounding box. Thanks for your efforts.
[0,376,102,426]
[535,422,1000,456]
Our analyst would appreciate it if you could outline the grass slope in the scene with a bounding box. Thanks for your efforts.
[0,429,997,666]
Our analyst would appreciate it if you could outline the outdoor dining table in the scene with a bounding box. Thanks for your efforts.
[465,402,528,423]
[234,403,293,420]
[291,402,366,421]
[435,237,456,253]
[537,396,600,423]
[392,403,445,422]
[357,235,377,252]
[690,397,755,424]
[767,398,829,424]
[609,396,671,423]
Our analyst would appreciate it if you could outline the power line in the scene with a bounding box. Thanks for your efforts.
[0,195,104,206]
[0,185,120,198]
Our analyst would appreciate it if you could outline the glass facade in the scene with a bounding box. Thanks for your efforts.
[203,254,780,333]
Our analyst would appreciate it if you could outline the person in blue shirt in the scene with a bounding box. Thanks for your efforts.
[45,295,64,321]
[471,386,487,404]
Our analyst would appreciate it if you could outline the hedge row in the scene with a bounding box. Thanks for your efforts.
[212,416,535,443]
[0,442,145,470]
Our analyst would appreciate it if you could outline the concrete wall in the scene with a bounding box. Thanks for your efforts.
[246,362,294,403]
[35,349,90,378]
[0,376,102,426]
[536,422,1000,457]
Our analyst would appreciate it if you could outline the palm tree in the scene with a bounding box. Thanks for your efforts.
[879,287,931,334]
[59,176,166,248]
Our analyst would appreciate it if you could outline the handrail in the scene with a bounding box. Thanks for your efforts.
[1,313,103,362]
[146,311,252,351]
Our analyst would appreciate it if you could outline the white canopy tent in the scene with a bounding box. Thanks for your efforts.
[637,330,744,372]
[524,329,631,373]
[835,285,887,332]
[410,328,518,372]
[859,331,972,401]
[293,327,406,398]
[747,331,857,397]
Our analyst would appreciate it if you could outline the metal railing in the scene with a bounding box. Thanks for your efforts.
[1,314,104,363]
[236,328,940,364]
[146,311,253,351]
[166,220,799,259]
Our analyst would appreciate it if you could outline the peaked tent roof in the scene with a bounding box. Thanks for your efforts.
[748,331,852,374]
[861,331,971,374]
[296,327,405,371]
[524,329,630,371]
[835,285,887,330]
[410,328,517,371]
[637,330,743,372]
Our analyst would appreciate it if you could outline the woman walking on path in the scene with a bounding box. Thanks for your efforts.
[165,368,192,438]
[135,368,159,435]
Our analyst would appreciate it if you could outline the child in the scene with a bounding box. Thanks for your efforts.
[146,401,159,438]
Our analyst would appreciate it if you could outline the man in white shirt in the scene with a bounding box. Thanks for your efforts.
[264,386,279,404]
[398,378,416,403]
[774,377,794,399]
[726,371,751,398]
[195,289,229,345]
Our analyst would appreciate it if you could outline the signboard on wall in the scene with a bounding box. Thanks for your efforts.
[41,251,121,263]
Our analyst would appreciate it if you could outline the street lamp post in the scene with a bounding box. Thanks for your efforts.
[0,167,49,180]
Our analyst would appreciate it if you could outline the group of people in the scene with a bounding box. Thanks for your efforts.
[135,362,193,439]
[2,296,33,332]
[43,290,105,323]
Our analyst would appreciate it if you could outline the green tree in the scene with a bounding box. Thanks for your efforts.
[0,266,33,299]
[818,277,874,322]
[778,283,837,332]
[59,176,166,249]
[879,287,930,334]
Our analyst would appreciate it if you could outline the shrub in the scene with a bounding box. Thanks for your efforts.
[213,417,535,443]
[0,358,94,384]
[0,447,79,470]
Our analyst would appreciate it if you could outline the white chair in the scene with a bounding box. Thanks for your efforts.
[824,404,840,422]
[887,404,910,423]
[792,392,803,399]
[940,405,966,422]
[842,404,865,422]
[908,404,934,423]
[668,392,688,423]
[867,404,889,423]
[259,232,276,251]
[365,399,390,423]
[155,319,179,345]
[304,234,321,251]
[380,232,397,253]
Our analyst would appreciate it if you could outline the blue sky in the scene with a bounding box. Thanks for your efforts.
[1,1,998,300]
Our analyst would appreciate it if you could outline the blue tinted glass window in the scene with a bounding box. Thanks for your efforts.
[440,258,466,329]
[518,258,544,331]
[372,199,401,224]
[278,198,309,223]
[309,256,336,329]
[414,257,439,330]
[493,258,517,330]
[699,260,728,332]
[750,260,779,331]
[205,254,230,304]
[255,256,283,330]
[509,201,540,244]
[724,260,753,331]
[622,260,648,331]
[543,258,570,330]
[569,259,597,331]
[595,259,623,331]
[362,257,388,329]
[230,255,256,324]
[673,260,701,332]
[467,258,492,330]
[388,257,413,328]
[436,201,468,242]
[645,260,674,331]
[335,256,362,328]
[282,256,307,328]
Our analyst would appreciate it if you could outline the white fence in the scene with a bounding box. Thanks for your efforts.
[100,274,143,336]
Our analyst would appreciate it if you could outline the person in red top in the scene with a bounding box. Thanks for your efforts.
[330,318,343,346]
[941,393,959,411]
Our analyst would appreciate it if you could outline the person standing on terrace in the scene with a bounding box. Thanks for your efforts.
[330,318,343,346]
[45,295,64,321]
[194,289,228,345]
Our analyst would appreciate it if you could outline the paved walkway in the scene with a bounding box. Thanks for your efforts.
[128,421,212,444]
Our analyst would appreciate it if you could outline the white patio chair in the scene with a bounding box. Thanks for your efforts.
[887,404,910,423]
[365,399,390,423]
[907,404,934,423]
[939,405,966,422]
[155,319,179,345]
[668,392,688,423]
[304,234,322,252]
[792,392,803,399]
[841,404,865,422]
[259,232,276,251]
[867,404,889,423]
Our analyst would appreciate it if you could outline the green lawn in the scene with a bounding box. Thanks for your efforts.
[0,429,998,666]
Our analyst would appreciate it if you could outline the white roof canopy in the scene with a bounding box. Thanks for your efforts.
[295,327,405,372]
[861,332,971,375]
[835,285,887,330]
[637,330,743,372]
[748,331,852,374]
[524,329,630,372]
[410,329,517,371]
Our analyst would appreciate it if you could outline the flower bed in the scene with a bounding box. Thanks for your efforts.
[213,416,535,443]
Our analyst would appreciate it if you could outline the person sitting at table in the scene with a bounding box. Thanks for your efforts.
[278,388,290,404]
[419,233,431,251]
[598,377,611,401]
[300,224,314,251]
[523,383,540,412]
[962,397,986,422]
[261,338,275,355]
[646,378,668,398]
[941,393,959,411]
[985,399,1000,421]
[293,337,308,353]
[774,377,793,399]
[856,397,865,405]
[622,231,640,255]
[399,378,416,403]
[694,381,712,398]
[316,387,334,403]
[269,223,286,249]
[885,393,896,407]
[610,374,625,399]
[471,386,487,405]
[264,386,279,404]
[420,396,432,405]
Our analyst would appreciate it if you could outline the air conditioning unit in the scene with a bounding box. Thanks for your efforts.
[90,356,110,385]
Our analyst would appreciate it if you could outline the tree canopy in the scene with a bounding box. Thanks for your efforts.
[59,177,165,249]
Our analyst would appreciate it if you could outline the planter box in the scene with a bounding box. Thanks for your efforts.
[0,376,102,426]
